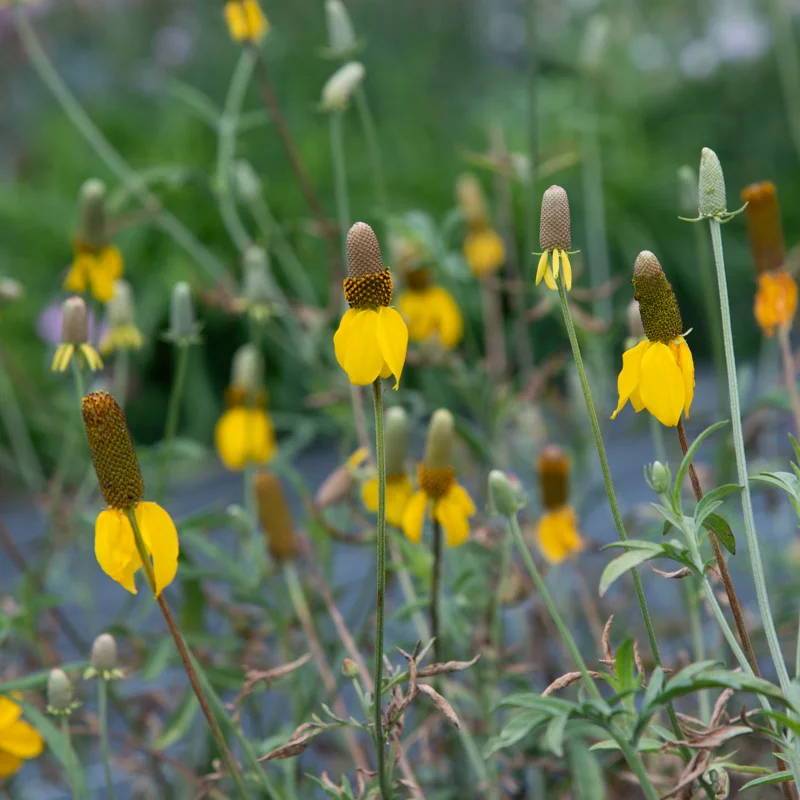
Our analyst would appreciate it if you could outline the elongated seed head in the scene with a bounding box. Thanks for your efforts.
[344,222,393,308]
[325,0,356,54]
[61,296,89,345]
[231,343,264,395]
[632,251,683,342]
[698,147,727,218]
[254,471,295,561]
[168,281,197,341]
[456,173,487,224]
[741,181,786,274]
[423,409,454,472]
[537,445,570,510]
[384,406,409,477]
[539,185,571,251]
[82,391,144,509]
[77,178,108,250]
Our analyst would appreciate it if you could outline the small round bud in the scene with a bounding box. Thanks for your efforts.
[539,185,571,251]
[677,165,698,217]
[625,298,644,340]
[648,461,671,494]
[77,178,108,250]
[234,159,263,203]
[167,281,198,342]
[107,280,136,328]
[325,0,357,55]
[698,147,727,218]
[488,470,526,517]
[342,658,360,679]
[61,296,89,345]
[47,669,76,714]
[321,61,365,111]
[384,406,409,477]
[91,633,119,672]
[423,409,455,472]
[231,343,264,396]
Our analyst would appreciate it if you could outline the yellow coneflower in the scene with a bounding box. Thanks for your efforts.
[456,173,505,278]
[51,296,103,373]
[334,222,408,388]
[742,181,798,337]
[402,410,475,547]
[397,267,463,349]
[224,0,269,43]
[612,251,695,428]
[361,407,413,526]
[534,446,583,564]
[254,471,295,561]
[63,180,123,305]
[535,185,574,291]
[82,391,179,596]
[100,281,144,355]
[214,345,277,471]
[0,696,44,778]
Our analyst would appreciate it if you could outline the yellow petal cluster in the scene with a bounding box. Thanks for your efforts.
[215,406,277,471]
[754,270,798,337]
[463,226,505,278]
[224,0,269,43]
[361,473,414,527]
[63,245,123,304]
[0,697,44,778]
[535,507,583,564]
[51,342,103,373]
[535,248,573,291]
[397,286,463,349]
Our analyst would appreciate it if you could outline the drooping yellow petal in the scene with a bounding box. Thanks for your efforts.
[79,343,104,371]
[629,387,645,412]
[0,751,21,778]
[535,251,549,285]
[0,698,21,729]
[377,306,408,389]
[754,271,798,336]
[543,254,558,291]
[100,246,124,281]
[89,263,117,305]
[401,491,428,543]
[536,507,583,564]
[430,286,464,348]
[463,227,505,277]
[398,290,433,342]
[0,720,44,759]
[63,258,89,293]
[561,251,573,291]
[386,475,414,527]
[433,483,475,547]
[224,0,269,42]
[551,247,561,281]
[136,501,179,596]
[639,341,685,427]
[360,476,379,513]
[249,410,277,464]
[95,509,138,594]
[51,344,74,373]
[675,339,695,419]
[611,340,650,419]
[214,408,276,471]
[334,309,385,386]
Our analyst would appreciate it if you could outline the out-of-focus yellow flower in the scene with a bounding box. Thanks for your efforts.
[535,185,574,291]
[0,696,44,778]
[215,406,276,471]
[224,0,269,43]
[82,391,179,596]
[612,251,695,428]
[534,446,583,564]
[463,225,505,278]
[100,280,143,355]
[64,243,123,305]
[755,271,798,337]
[52,297,103,373]
[361,474,414,527]
[334,222,408,388]
[397,269,463,349]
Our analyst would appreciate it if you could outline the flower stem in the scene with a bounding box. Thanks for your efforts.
[431,518,443,668]
[60,716,87,800]
[778,324,800,437]
[70,358,87,409]
[371,379,391,800]
[611,731,660,800]
[97,678,116,800]
[683,578,710,722]
[708,219,792,694]
[354,86,388,220]
[768,0,800,166]
[124,510,250,800]
[157,343,190,504]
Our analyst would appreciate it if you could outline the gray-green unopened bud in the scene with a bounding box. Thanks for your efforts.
[169,282,197,341]
[384,406,409,477]
[234,160,262,203]
[77,178,108,250]
[423,409,454,471]
[321,61,365,111]
[107,280,135,327]
[62,296,89,345]
[677,165,698,217]
[325,0,356,55]
[648,461,671,494]
[488,470,525,517]
[698,147,727,218]
[231,343,263,394]
[342,658,360,678]
[47,669,74,714]
[243,247,274,307]
[91,633,119,672]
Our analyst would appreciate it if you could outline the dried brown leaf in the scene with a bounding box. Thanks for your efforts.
[634,639,644,679]
[417,654,480,678]
[649,563,692,580]
[259,722,318,762]
[542,671,602,696]
[602,614,615,665]
[710,687,735,727]
[417,684,461,729]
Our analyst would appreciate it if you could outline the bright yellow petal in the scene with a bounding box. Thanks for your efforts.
[551,247,561,280]
[249,409,277,465]
[386,475,414,527]
[535,251,549,285]
[136,502,179,596]
[51,344,74,373]
[630,386,645,412]
[611,340,650,420]
[464,228,505,277]
[334,309,385,386]
[639,341,685,427]
[676,339,695,419]
[434,485,474,547]
[100,246,124,281]
[0,751,21,778]
[360,476,379,513]
[0,698,21,729]
[0,720,44,759]
[80,344,104,371]
[543,257,557,291]
[377,307,408,389]
[63,259,89,293]
[536,508,583,564]
[401,491,428,543]
[430,287,464,348]
[89,266,116,304]
[215,408,248,471]
[561,251,573,291]
[397,290,433,342]
[95,509,138,594]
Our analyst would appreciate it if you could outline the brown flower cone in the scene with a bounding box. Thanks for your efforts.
[632,251,683,343]
[539,185,571,251]
[538,445,570,510]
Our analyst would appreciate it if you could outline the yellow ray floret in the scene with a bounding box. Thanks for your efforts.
[214,407,277,471]
[401,473,475,547]
[535,248,573,292]
[535,506,583,565]
[0,697,44,778]
[224,0,269,43]
[463,226,505,277]
[754,270,798,337]
[63,246,123,304]
[51,342,104,373]
[361,473,414,527]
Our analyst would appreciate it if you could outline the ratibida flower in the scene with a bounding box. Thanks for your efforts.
[402,409,475,547]
[82,391,179,596]
[534,446,583,564]
[215,344,277,471]
[0,696,44,778]
[741,181,798,337]
[456,173,505,278]
[361,406,413,526]
[100,281,144,355]
[51,296,103,373]
[612,251,695,428]
[63,179,123,305]
[397,267,463,349]
[224,0,269,43]
[535,185,575,291]
[334,222,408,388]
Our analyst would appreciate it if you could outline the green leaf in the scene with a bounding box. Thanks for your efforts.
[703,512,736,555]
[740,771,792,792]
[484,710,551,756]
[599,548,661,597]
[496,693,576,715]
[567,738,606,800]
[543,713,569,757]
[591,737,663,753]
[641,667,665,713]
[614,639,638,694]
[140,638,174,682]
[672,420,729,507]
[154,691,200,749]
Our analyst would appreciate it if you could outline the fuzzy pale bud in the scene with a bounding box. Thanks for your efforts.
[167,281,198,342]
[231,343,264,395]
[342,658,360,678]
[91,633,119,672]
[325,0,357,55]
[47,669,76,714]
[107,280,136,328]
[234,159,263,203]
[539,185,571,251]
[61,296,89,345]
[384,406,409,477]
[243,247,274,307]
[0,278,23,303]
[648,461,671,494]
[488,470,526,517]
[77,178,108,250]
[423,409,454,472]
[322,61,365,111]
[632,251,683,343]
[698,147,727,218]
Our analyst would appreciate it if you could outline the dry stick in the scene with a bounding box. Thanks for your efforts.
[479,276,507,380]
[778,325,800,436]
[675,420,796,800]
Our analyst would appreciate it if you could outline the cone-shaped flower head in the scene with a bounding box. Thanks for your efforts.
[51,296,103,373]
[166,281,200,344]
[612,252,695,427]
[254,471,295,560]
[534,446,583,564]
[322,61,365,111]
[77,179,109,251]
[742,181,797,337]
[47,669,78,715]
[698,147,727,218]
[0,696,44,777]
[401,409,475,547]
[325,0,357,55]
[85,633,123,680]
[536,185,574,291]
[82,391,179,595]
[224,0,269,43]
[101,280,143,354]
[334,222,408,388]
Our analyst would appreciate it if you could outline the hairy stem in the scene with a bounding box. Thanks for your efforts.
[97,678,116,800]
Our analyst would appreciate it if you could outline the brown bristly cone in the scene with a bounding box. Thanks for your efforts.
[61,296,89,345]
[741,181,786,275]
[346,222,384,278]
[632,251,683,343]
[82,391,144,510]
[537,445,569,510]
[254,471,295,561]
[539,185,571,252]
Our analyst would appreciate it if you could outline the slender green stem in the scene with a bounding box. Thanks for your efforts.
[12,9,228,283]
[555,279,689,752]
[768,0,800,165]
[431,519,443,667]
[354,87,388,220]
[330,111,350,268]
[124,510,250,800]
[708,219,792,695]
[684,578,710,722]
[371,379,391,800]
[61,716,86,800]
[97,679,116,800]
[70,358,87,407]
[157,343,190,504]
[612,731,660,800]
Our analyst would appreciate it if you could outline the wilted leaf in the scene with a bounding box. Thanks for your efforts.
[542,671,602,697]
[417,684,460,729]
[416,654,480,678]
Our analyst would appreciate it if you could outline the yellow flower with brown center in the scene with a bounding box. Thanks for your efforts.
[51,296,103,373]
[401,410,475,547]
[397,268,464,349]
[742,181,798,336]
[215,385,277,472]
[456,173,505,277]
[224,0,269,43]
[611,251,695,428]
[0,696,44,778]
[535,185,574,291]
[534,446,583,564]
[334,222,408,388]
[82,391,179,596]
